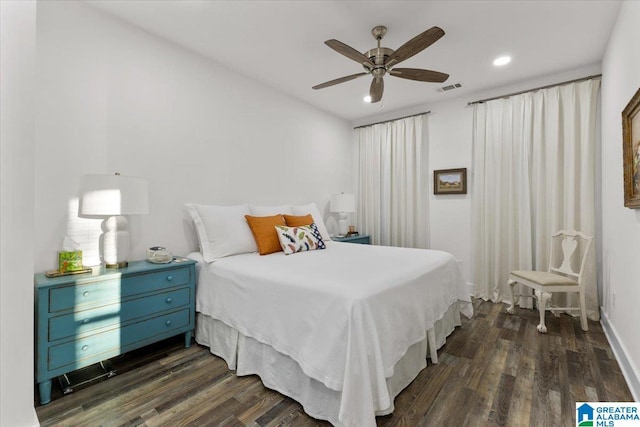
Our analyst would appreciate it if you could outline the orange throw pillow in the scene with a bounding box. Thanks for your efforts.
[283,214,314,227]
[245,214,286,255]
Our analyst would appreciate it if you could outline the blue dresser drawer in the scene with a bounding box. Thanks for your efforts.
[48,308,190,371]
[48,287,191,342]
[49,267,191,312]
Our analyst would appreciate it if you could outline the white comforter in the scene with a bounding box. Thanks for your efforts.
[195,242,472,426]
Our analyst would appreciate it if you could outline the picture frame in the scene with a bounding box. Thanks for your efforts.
[434,168,467,195]
[622,87,640,208]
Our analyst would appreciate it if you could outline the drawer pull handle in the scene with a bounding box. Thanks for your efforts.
[165,320,172,326]
[83,291,90,297]
[82,318,90,324]
[82,345,89,351]
[166,275,173,282]
[165,297,173,304]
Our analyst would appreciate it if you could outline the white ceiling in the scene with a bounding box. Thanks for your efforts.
[87,1,621,121]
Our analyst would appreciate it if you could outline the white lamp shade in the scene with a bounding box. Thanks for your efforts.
[330,193,355,213]
[80,174,149,216]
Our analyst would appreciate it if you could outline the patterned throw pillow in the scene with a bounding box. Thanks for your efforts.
[275,223,326,255]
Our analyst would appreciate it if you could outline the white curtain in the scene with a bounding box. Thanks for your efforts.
[472,79,600,320]
[357,115,429,248]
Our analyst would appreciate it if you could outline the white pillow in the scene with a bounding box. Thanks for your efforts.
[185,203,257,262]
[291,202,331,241]
[249,204,293,216]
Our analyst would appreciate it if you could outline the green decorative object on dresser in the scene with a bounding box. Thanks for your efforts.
[332,234,371,245]
[34,259,196,405]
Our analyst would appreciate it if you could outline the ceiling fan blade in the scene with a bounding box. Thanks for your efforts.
[325,39,374,68]
[312,72,368,90]
[385,27,445,68]
[389,68,449,83]
[370,77,384,103]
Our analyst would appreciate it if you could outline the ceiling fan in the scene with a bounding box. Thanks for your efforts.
[313,25,449,103]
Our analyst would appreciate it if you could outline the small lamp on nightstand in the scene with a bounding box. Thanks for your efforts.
[330,192,355,236]
[79,173,149,268]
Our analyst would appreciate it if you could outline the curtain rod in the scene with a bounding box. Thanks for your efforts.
[467,74,602,106]
[353,110,431,129]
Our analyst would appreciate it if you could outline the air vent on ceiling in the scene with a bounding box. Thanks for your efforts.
[439,83,462,92]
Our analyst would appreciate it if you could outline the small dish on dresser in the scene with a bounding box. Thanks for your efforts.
[146,247,173,264]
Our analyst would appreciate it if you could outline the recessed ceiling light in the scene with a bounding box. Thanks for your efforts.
[493,56,511,66]
[363,95,372,103]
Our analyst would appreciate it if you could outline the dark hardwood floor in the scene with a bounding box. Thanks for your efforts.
[36,300,633,426]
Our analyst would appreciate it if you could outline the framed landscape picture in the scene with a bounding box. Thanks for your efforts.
[623,87,640,208]
[434,168,467,195]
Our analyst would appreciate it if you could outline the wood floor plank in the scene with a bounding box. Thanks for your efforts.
[408,363,456,424]
[475,339,512,423]
[488,373,515,426]
[506,351,534,426]
[419,366,466,425]
[146,375,256,426]
[560,316,578,353]
[585,385,599,402]
[236,388,287,425]
[462,394,488,427]
[442,386,475,427]
[587,344,610,401]
[502,341,522,377]
[257,399,302,427]
[557,341,574,427]
[36,300,634,427]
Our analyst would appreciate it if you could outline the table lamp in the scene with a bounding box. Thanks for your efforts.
[80,173,149,268]
[330,193,355,236]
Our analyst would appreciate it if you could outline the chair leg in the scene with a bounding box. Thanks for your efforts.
[535,290,551,333]
[579,291,588,331]
[507,279,517,314]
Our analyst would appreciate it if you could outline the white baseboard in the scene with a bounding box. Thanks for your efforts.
[600,309,640,401]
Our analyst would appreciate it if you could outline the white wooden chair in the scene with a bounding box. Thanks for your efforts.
[506,229,593,333]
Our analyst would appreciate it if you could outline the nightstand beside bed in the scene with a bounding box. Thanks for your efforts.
[34,259,196,405]
[332,234,371,244]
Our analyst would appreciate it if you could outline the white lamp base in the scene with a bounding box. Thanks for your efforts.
[338,212,349,236]
[102,215,130,268]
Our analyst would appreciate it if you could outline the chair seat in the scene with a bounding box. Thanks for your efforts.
[510,270,578,286]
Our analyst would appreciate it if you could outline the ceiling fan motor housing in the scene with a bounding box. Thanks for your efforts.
[365,47,394,68]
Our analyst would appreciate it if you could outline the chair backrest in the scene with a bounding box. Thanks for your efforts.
[548,229,594,283]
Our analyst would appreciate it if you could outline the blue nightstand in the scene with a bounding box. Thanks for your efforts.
[34,259,196,405]
[332,234,371,244]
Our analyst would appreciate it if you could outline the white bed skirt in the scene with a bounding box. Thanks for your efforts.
[195,301,462,426]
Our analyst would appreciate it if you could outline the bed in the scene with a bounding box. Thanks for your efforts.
[189,238,472,426]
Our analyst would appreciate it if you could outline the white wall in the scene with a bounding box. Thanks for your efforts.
[34,1,353,272]
[0,1,40,426]
[352,64,601,287]
[427,101,473,282]
[600,0,640,400]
